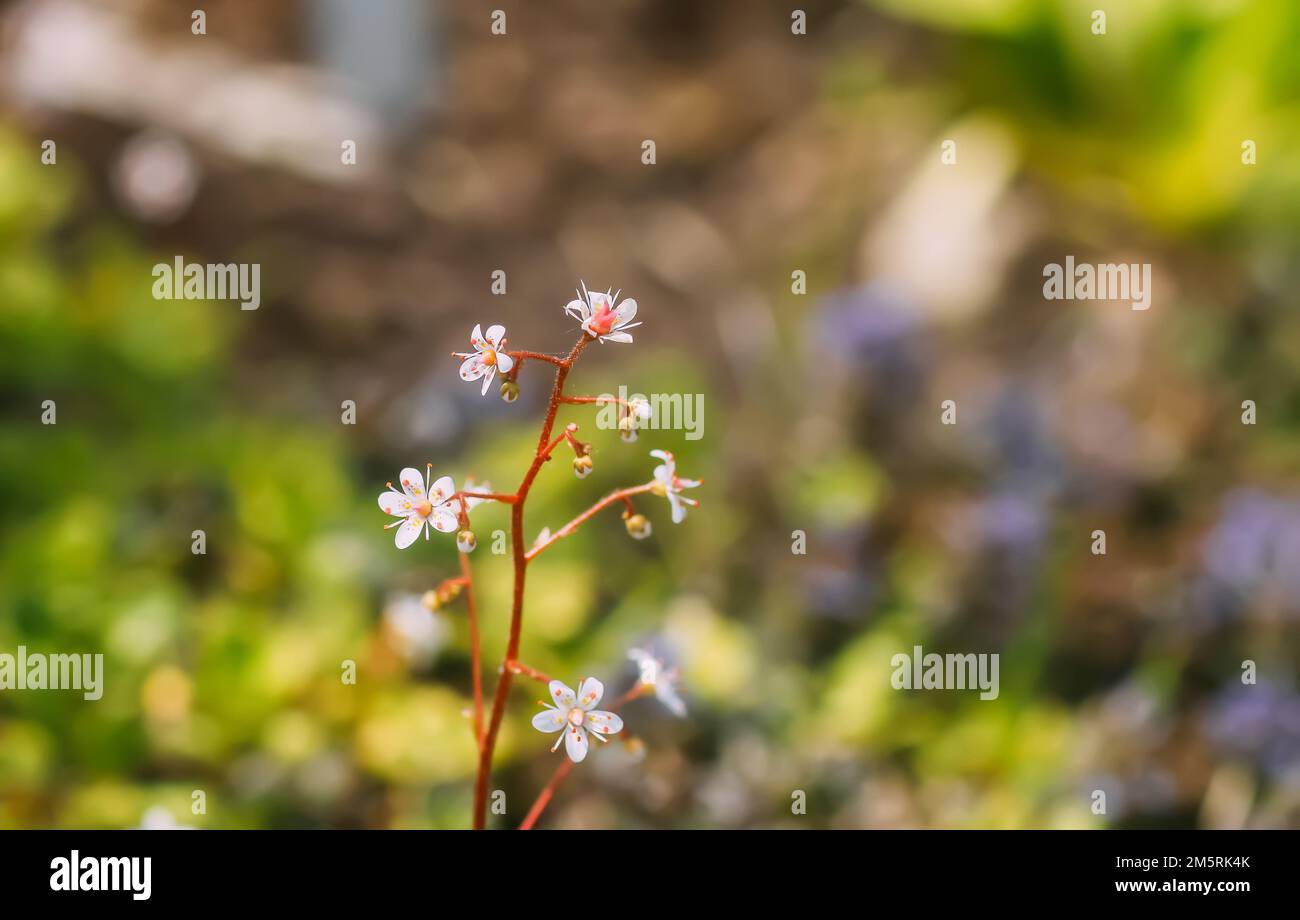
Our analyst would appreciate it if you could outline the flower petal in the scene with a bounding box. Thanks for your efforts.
[669,493,688,524]
[549,680,576,710]
[378,490,414,517]
[588,291,613,314]
[427,475,455,504]
[480,365,496,396]
[463,480,493,509]
[613,298,637,325]
[460,354,488,381]
[657,684,687,718]
[600,331,634,344]
[430,505,459,533]
[469,323,484,350]
[531,707,566,733]
[394,516,424,549]
[564,725,589,763]
[584,710,623,736]
[577,677,604,710]
[565,298,589,320]
[398,467,425,499]
[495,351,514,375]
[484,324,506,349]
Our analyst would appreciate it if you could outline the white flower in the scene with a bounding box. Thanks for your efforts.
[628,648,686,717]
[461,477,494,509]
[650,450,701,523]
[377,466,459,548]
[455,324,515,395]
[138,807,194,830]
[565,282,641,344]
[384,593,447,663]
[531,677,624,763]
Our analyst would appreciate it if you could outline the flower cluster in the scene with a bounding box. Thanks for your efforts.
[377,285,701,820]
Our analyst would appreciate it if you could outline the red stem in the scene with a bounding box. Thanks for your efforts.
[507,350,566,368]
[519,760,573,830]
[506,660,553,684]
[473,334,589,830]
[525,483,655,562]
[558,395,634,408]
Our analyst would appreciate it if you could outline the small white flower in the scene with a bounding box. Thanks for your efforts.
[565,282,641,344]
[377,466,459,548]
[455,324,515,395]
[628,648,687,718]
[650,449,701,523]
[138,807,195,830]
[461,477,494,510]
[531,677,624,763]
[384,593,447,663]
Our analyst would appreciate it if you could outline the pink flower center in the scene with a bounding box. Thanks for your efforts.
[566,707,585,727]
[589,305,616,335]
[414,500,433,518]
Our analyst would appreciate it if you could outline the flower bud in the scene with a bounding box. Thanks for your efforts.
[421,589,441,611]
[573,455,594,479]
[500,379,519,403]
[624,513,652,540]
[620,427,638,444]
[457,529,477,553]
[621,735,647,762]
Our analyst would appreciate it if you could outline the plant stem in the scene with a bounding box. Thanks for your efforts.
[506,660,553,684]
[525,483,655,562]
[473,334,589,830]
[518,759,573,830]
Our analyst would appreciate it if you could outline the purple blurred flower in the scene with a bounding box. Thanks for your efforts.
[1199,489,1300,620]
[1203,680,1300,780]
[813,282,925,391]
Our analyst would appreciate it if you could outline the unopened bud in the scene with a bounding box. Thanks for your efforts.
[421,590,441,611]
[573,455,594,479]
[457,529,477,553]
[624,513,652,540]
[621,735,647,762]
[500,379,519,403]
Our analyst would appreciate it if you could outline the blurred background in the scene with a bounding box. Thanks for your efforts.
[1,0,1298,829]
